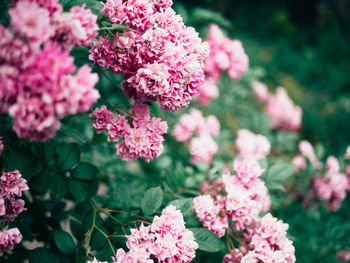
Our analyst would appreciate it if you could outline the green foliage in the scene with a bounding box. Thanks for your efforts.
[190,228,226,253]
[141,186,164,216]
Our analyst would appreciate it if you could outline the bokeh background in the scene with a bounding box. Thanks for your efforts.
[175,0,350,156]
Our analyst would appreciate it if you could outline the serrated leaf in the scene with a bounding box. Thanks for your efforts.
[53,230,76,254]
[189,228,225,252]
[141,186,163,216]
[71,162,99,180]
[56,143,80,171]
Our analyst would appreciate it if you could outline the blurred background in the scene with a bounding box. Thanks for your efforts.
[175,0,350,156]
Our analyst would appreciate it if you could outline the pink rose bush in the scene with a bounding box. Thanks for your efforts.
[291,140,350,211]
[193,159,295,262]
[90,102,168,162]
[113,205,198,262]
[193,159,270,236]
[197,24,249,105]
[90,0,209,112]
[0,138,3,157]
[172,109,220,164]
[235,129,271,160]
[337,251,350,261]
[252,84,302,131]
[0,0,99,141]
[0,170,28,255]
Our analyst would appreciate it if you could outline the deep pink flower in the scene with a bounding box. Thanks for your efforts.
[0,228,23,256]
[89,106,114,134]
[9,97,60,142]
[9,1,53,43]
[5,197,26,222]
[1,171,29,198]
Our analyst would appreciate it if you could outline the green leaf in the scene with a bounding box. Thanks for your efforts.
[141,186,163,216]
[189,228,225,253]
[50,173,67,199]
[56,143,80,171]
[31,141,55,167]
[5,150,42,179]
[29,248,60,263]
[265,163,295,191]
[168,198,193,217]
[67,180,88,201]
[53,230,76,254]
[99,23,135,32]
[71,162,99,180]
[30,169,51,194]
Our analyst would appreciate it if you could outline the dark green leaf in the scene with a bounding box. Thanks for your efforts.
[67,180,88,201]
[50,173,67,199]
[265,163,295,191]
[141,186,163,216]
[53,230,76,254]
[189,228,225,252]
[71,162,99,180]
[29,248,60,263]
[56,143,80,171]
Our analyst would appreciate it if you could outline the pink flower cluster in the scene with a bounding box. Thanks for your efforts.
[90,0,209,112]
[252,84,302,131]
[204,24,249,82]
[337,251,350,261]
[291,140,322,172]
[90,102,168,162]
[223,213,295,263]
[235,129,271,160]
[0,170,28,256]
[193,159,270,237]
[313,156,349,211]
[197,24,249,105]
[113,205,198,262]
[0,0,99,141]
[172,109,220,164]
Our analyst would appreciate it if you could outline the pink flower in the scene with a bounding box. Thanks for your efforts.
[345,146,350,160]
[189,135,218,164]
[69,5,99,46]
[233,159,264,187]
[0,228,22,256]
[107,116,131,142]
[251,82,269,102]
[0,197,5,216]
[129,101,151,128]
[326,156,340,173]
[337,251,350,261]
[93,1,209,112]
[299,140,322,169]
[265,87,302,131]
[314,177,332,200]
[56,65,100,117]
[115,205,198,262]
[204,24,249,82]
[5,197,26,222]
[89,106,114,134]
[1,171,28,198]
[9,97,61,142]
[291,155,307,173]
[235,129,271,160]
[197,78,219,105]
[9,1,53,43]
